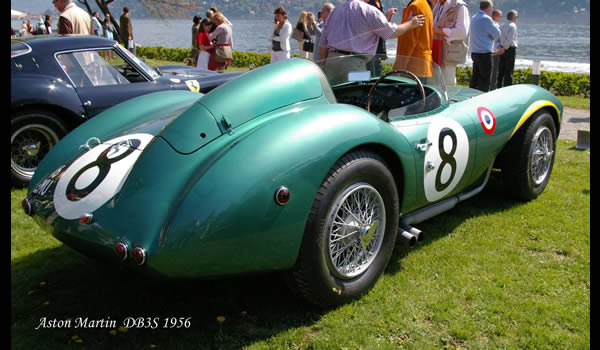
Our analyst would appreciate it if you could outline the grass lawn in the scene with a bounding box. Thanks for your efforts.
[11,140,589,349]
[557,95,590,109]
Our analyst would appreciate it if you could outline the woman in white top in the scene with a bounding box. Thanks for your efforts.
[270,7,292,63]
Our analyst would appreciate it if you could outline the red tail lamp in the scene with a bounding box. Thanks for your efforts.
[132,247,147,266]
[274,186,290,206]
[80,213,93,224]
[114,242,128,261]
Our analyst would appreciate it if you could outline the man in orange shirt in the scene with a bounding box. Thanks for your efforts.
[393,0,433,77]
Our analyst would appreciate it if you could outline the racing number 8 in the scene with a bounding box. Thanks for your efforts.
[423,117,469,203]
[435,128,457,192]
[65,139,141,201]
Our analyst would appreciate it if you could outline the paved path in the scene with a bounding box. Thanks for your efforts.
[560,107,590,141]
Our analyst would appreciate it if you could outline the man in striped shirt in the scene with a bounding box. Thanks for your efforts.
[319,0,424,59]
[318,0,424,84]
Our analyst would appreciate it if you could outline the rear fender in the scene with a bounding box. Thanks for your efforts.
[30,90,203,188]
[11,75,86,125]
[152,103,416,277]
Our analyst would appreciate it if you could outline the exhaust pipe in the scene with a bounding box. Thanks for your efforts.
[398,224,425,247]
[398,228,417,247]
[405,225,424,243]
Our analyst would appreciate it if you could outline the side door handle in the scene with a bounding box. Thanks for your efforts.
[415,141,432,152]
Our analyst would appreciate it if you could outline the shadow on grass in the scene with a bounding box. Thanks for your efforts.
[12,244,325,349]
[385,174,526,274]
[11,176,524,349]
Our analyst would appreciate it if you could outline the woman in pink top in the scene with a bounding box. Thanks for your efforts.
[208,13,233,72]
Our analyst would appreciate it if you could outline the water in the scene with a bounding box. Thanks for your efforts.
[12,18,590,74]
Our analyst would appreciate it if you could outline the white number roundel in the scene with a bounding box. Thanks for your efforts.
[53,133,154,220]
[423,117,469,202]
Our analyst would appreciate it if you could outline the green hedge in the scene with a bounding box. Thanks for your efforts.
[457,66,590,98]
[136,46,272,68]
[136,46,589,97]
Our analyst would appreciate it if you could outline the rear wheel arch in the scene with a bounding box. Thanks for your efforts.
[346,143,405,206]
[12,103,84,132]
[10,105,84,187]
[286,145,405,306]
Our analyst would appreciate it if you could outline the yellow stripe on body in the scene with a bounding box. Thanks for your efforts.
[510,100,561,139]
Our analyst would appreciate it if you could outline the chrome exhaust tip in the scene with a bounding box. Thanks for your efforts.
[398,228,417,247]
[399,224,424,247]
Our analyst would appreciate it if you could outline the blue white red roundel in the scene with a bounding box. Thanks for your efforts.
[477,107,496,135]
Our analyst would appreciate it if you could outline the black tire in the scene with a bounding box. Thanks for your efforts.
[502,110,557,201]
[11,110,67,188]
[287,150,400,307]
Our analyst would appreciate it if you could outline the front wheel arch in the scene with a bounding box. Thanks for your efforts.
[500,109,557,201]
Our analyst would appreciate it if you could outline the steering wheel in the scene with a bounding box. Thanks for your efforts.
[366,69,426,115]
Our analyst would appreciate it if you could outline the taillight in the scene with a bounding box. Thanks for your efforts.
[274,186,290,206]
[22,198,33,216]
[132,247,147,266]
[80,213,93,224]
[114,243,128,261]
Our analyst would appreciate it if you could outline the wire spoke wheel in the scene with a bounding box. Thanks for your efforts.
[11,111,67,187]
[326,183,386,279]
[11,123,60,179]
[530,126,554,185]
[500,110,557,201]
[286,151,399,307]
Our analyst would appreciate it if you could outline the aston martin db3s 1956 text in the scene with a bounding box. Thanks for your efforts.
[11,35,242,187]
[23,55,562,306]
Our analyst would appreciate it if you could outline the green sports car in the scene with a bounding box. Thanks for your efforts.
[22,55,561,307]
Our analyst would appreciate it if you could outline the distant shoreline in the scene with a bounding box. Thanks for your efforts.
[135,17,591,26]
[12,13,590,26]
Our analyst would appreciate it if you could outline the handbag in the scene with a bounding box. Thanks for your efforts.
[443,40,469,65]
[291,28,304,41]
[215,44,233,62]
[302,40,314,53]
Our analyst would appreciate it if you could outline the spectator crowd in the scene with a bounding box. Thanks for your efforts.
[12,0,518,87]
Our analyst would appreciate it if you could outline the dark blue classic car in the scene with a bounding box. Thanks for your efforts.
[11,35,242,186]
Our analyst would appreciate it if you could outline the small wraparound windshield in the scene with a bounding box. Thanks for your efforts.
[317,54,448,119]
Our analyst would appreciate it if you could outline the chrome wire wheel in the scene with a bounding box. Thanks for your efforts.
[530,126,554,185]
[11,123,60,179]
[326,183,386,279]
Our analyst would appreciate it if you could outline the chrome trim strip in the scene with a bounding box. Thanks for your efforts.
[52,44,154,88]
[11,42,32,58]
